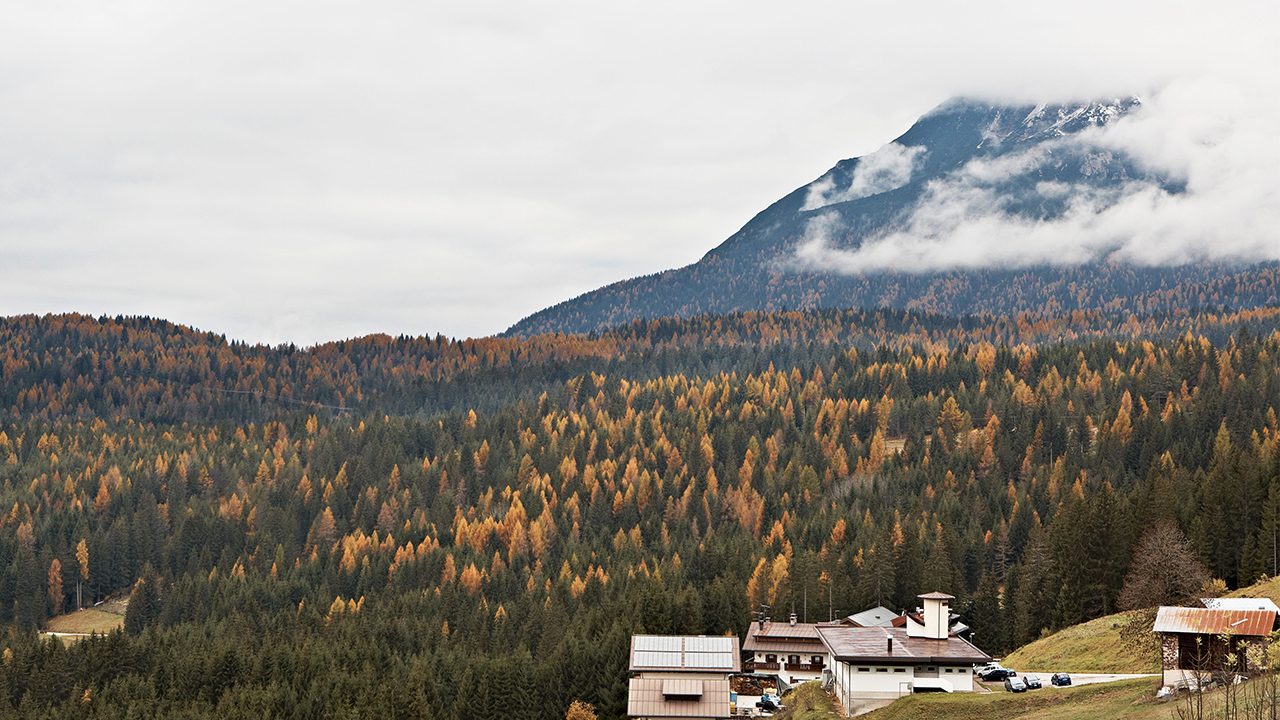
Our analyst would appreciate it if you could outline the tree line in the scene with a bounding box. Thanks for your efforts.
[0,312,1277,717]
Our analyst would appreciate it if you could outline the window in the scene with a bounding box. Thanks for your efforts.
[788,655,800,665]
[875,668,888,673]
[893,668,906,673]
[811,656,825,665]
[957,668,967,674]
[765,654,776,663]
[943,668,953,673]
[857,667,870,673]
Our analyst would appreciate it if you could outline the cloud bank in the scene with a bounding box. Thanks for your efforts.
[802,143,926,211]
[0,1,1275,342]
[794,78,1280,273]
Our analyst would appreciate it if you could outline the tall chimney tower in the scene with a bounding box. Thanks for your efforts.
[918,591,954,640]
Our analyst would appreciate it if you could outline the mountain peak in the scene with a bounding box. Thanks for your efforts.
[503,94,1269,338]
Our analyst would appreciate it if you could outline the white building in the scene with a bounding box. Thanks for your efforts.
[817,592,990,707]
[741,613,828,686]
[628,635,740,720]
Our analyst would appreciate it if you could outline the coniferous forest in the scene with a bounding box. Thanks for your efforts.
[1,307,1279,718]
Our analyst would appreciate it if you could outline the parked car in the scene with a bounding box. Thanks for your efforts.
[756,694,783,713]
[977,664,1017,681]
[1023,675,1042,689]
[1051,673,1072,687]
[1004,676,1028,693]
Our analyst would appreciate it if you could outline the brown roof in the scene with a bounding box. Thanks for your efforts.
[816,626,990,664]
[627,677,730,718]
[741,637,826,655]
[748,621,823,639]
[661,678,704,697]
[1153,606,1278,637]
[742,621,827,654]
[918,591,955,600]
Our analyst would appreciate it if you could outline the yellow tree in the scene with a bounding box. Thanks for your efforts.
[766,554,790,607]
[75,539,89,609]
[565,700,598,720]
[47,559,63,615]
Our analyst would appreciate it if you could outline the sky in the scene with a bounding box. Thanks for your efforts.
[1,0,1276,344]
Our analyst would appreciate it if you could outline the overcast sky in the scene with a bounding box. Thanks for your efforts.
[1,0,1275,344]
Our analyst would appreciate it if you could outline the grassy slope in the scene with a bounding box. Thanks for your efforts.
[44,608,124,634]
[776,683,842,720]
[1227,576,1280,603]
[1001,610,1158,673]
[40,600,127,643]
[1002,576,1280,674]
[860,678,1168,720]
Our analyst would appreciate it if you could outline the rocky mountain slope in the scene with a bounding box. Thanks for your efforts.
[507,98,1278,336]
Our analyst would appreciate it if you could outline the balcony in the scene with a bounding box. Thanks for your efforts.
[743,660,824,673]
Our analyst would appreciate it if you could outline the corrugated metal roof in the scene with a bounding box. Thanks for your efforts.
[847,606,899,628]
[815,626,990,664]
[1153,606,1277,637]
[628,677,730,718]
[661,678,704,697]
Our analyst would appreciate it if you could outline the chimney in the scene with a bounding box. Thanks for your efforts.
[887,637,893,654]
[789,612,797,626]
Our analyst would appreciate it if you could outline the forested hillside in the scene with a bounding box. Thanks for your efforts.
[0,310,1278,718]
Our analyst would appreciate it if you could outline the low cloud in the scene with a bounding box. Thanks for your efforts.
[793,78,1280,273]
[802,142,926,211]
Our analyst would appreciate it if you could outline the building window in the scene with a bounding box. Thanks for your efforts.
[812,656,824,665]
[788,655,801,665]
[893,668,906,673]
[944,668,953,673]
[875,668,888,673]
[765,654,776,663]
[858,667,870,672]
[957,668,967,674]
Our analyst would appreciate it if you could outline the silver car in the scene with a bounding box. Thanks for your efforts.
[1004,676,1028,693]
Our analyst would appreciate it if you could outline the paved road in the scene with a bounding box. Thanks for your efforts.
[1018,672,1157,688]
[975,672,1157,693]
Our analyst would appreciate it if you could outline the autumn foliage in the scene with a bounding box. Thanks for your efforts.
[0,310,1277,717]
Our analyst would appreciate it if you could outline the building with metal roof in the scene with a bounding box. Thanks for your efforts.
[1153,605,1279,688]
[627,635,739,719]
[845,605,899,628]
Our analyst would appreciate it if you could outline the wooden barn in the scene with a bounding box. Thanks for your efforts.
[1153,605,1279,688]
